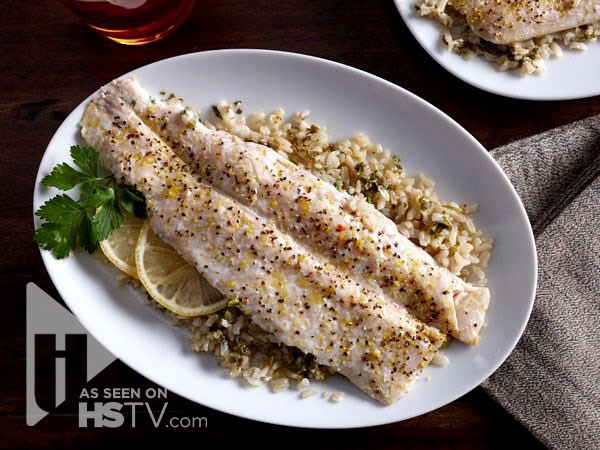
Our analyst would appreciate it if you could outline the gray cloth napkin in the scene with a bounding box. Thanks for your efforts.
[481,115,600,450]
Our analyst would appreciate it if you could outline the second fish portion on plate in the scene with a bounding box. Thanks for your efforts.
[395,0,600,100]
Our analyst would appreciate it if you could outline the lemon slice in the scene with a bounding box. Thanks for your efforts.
[135,221,227,316]
[99,213,145,278]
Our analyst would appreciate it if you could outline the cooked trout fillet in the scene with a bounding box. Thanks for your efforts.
[81,85,446,405]
[452,0,600,44]
[110,77,489,345]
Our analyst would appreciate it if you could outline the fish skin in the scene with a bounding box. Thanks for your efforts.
[81,85,446,405]
[111,77,489,345]
[452,0,600,44]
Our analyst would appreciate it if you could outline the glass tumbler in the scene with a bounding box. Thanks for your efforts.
[59,0,196,45]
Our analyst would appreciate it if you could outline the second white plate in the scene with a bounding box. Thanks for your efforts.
[396,0,600,100]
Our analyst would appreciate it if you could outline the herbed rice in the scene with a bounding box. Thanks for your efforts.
[162,101,493,395]
[416,0,600,75]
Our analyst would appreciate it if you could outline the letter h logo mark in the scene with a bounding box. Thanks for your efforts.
[26,283,116,426]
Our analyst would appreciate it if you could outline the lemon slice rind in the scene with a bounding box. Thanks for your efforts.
[135,221,228,316]
[99,214,144,279]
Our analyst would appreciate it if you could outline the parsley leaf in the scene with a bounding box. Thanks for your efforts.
[70,145,98,178]
[86,187,124,241]
[78,213,96,254]
[116,187,146,218]
[42,163,91,191]
[41,146,103,195]
[86,186,116,209]
[34,221,79,260]
[91,199,124,242]
[34,147,145,259]
[78,179,98,200]
[35,194,85,224]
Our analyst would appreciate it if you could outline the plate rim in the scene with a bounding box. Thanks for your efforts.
[394,0,600,101]
[33,48,538,428]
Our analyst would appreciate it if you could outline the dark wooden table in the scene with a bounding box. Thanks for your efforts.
[3,0,598,448]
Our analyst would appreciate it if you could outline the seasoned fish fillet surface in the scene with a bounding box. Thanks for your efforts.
[452,0,600,44]
[81,85,446,405]
[110,78,489,345]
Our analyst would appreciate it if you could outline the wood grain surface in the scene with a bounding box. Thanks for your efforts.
[3,0,598,447]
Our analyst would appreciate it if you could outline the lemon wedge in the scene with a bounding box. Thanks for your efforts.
[135,221,227,316]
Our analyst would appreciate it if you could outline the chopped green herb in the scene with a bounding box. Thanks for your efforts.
[333,179,343,191]
[443,203,462,213]
[237,343,250,355]
[391,155,403,172]
[130,99,137,107]
[364,174,383,193]
[34,146,146,259]
[419,197,432,211]
[431,221,449,236]
[211,105,223,120]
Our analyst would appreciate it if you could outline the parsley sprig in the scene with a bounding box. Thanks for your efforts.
[34,146,145,259]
